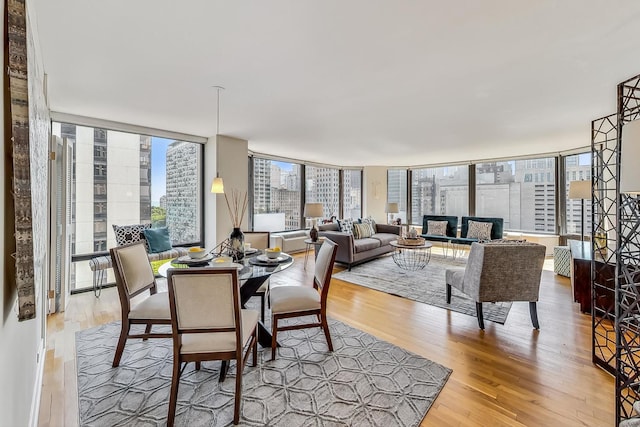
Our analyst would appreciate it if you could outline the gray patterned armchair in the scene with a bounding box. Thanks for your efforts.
[445,241,546,329]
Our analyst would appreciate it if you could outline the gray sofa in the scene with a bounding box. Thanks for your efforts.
[317,222,401,270]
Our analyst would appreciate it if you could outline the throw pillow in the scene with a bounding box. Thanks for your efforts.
[360,216,377,234]
[467,220,493,240]
[143,227,173,253]
[353,223,373,239]
[338,218,354,234]
[112,223,151,246]
[427,220,448,236]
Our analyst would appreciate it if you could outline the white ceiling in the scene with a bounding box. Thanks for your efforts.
[31,0,640,167]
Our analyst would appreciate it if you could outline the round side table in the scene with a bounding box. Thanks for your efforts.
[389,240,433,271]
[304,238,325,270]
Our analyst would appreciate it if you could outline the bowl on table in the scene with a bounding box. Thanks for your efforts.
[264,247,282,259]
[188,247,208,259]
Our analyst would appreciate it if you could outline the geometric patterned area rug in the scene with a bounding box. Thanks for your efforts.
[77,318,451,426]
[334,254,512,324]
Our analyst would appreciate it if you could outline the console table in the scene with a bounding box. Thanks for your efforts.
[569,240,615,314]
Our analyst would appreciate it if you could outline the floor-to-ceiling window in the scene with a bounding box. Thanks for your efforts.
[305,166,339,225]
[476,157,556,233]
[252,158,302,232]
[387,169,408,224]
[565,152,592,236]
[342,169,362,219]
[411,165,469,224]
[53,122,203,292]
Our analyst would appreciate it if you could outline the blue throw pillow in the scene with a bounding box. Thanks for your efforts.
[143,227,172,253]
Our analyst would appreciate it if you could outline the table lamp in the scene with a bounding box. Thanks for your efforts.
[386,202,399,225]
[304,203,324,242]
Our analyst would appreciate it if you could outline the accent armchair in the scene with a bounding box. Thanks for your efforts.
[445,241,546,329]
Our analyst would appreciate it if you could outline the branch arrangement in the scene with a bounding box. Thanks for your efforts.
[224,189,248,228]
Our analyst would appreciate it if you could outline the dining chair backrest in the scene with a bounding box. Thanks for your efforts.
[168,268,241,335]
[111,241,156,298]
[314,239,338,296]
[243,231,270,250]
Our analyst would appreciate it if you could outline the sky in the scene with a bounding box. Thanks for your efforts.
[150,136,171,206]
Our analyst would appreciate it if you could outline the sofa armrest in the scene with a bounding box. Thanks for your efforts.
[318,230,354,264]
[375,223,402,235]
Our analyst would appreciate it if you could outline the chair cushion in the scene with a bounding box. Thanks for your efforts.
[129,292,170,320]
[270,286,320,314]
[180,309,259,354]
[143,227,173,253]
[371,233,397,246]
[353,237,381,253]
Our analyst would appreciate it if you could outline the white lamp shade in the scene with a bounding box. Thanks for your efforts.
[303,203,324,218]
[568,180,591,200]
[210,176,224,194]
[621,119,640,194]
[386,202,399,214]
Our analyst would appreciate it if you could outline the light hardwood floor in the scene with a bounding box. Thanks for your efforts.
[38,251,614,427]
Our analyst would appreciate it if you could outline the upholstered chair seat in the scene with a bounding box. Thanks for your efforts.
[129,292,170,319]
[270,286,321,314]
[180,310,259,354]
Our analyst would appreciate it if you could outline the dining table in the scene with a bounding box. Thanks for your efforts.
[157,249,294,349]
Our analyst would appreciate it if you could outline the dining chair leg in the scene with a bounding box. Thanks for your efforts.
[252,330,258,366]
[271,317,279,360]
[195,361,201,371]
[233,360,242,425]
[143,324,152,340]
[260,294,265,323]
[112,320,131,367]
[167,356,182,427]
[320,314,333,351]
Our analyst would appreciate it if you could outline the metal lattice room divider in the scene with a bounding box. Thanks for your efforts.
[615,74,640,423]
[591,113,617,377]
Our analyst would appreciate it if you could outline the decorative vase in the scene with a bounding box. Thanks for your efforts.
[229,227,245,261]
[310,226,318,242]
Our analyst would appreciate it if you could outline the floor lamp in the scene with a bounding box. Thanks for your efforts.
[568,180,591,242]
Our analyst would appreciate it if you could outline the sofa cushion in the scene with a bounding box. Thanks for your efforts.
[467,220,493,240]
[353,238,381,253]
[371,233,397,246]
[360,216,377,233]
[338,218,354,234]
[113,223,151,247]
[426,220,448,236]
[143,227,173,253]
[353,223,373,239]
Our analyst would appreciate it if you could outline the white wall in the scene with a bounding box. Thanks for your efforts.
[215,135,249,245]
[363,166,388,224]
[0,2,48,425]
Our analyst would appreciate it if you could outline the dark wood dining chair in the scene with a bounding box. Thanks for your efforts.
[166,267,259,426]
[110,241,172,367]
[269,239,338,360]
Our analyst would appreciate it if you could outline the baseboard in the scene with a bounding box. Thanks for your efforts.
[29,337,46,427]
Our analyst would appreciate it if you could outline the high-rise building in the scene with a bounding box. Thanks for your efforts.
[165,141,199,244]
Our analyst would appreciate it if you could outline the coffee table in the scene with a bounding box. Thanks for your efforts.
[390,240,433,270]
